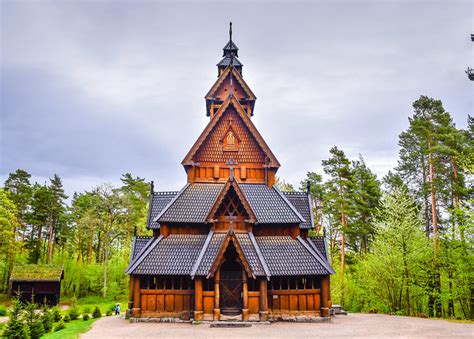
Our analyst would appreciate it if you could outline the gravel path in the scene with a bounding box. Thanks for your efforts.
[81,313,473,338]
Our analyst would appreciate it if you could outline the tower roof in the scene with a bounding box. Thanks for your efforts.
[218,22,242,69]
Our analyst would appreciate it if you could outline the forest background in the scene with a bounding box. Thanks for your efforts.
[0,95,472,319]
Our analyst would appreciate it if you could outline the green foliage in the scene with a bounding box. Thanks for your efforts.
[41,305,54,333]
[51,307,62,322]
[106,310,112,316]
[24,301,44,339]
[82,306,91,314]
[2,298,30,339]
[53,320,65,332]
[67,306,79,321]
[82,314,90,321]
[62,314,70,323]
[92,306,102,319]
[0,305,7,316]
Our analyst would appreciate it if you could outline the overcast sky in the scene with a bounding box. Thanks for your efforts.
[1,0,473,197]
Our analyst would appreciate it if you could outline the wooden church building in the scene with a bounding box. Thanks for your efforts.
[126,24,334,322]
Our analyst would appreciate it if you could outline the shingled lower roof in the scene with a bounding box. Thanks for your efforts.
[131,236,153,260]
[195,232,227,276]
[282,192,314,229]
[235,233,266,276]
[156,183,224,223]
[147,192,178,229]
[309,236,330,263]
[254,236,331,276]
[240,184,304,224]
[131,234,208,275]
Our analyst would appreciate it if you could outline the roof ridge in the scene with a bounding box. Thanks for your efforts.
[273,187,306,223]
[153,191,180,196]
[297,236,334,274]
[248,232,271,279]
[282,191,307,196]
[190,231,215,278]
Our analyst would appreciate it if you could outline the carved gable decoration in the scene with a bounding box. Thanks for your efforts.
[194,106,265,163]
[221,121,240,151]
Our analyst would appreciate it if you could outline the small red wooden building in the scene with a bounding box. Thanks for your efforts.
[126,24,334,321]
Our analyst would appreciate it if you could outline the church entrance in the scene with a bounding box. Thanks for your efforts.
[219,242,243,316]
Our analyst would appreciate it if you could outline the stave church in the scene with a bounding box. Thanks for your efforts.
[126,24,334,322]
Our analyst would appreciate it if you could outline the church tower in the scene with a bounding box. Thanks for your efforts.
[183,23,280,187]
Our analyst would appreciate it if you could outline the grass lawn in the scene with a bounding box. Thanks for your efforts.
[61,295,127,315]
[42,318,98,339]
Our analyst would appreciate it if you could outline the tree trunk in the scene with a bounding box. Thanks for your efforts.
[340,184,346,307]
[87,230,94,264]
[428,141,441,317]
[48,212,54,264]
[103,239,109,299]
[421,154,430,237]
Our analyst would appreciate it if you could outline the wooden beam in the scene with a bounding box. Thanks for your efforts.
[132,275,141,317]
[259,277,268,321]
[242,270,249,320]
[194,277,204,321]
[213,270,221,320]
[321,275,330,317]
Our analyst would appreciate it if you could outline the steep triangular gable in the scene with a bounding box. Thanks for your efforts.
[205,66,256,101]
[207,233,255,279]
[182,96,280,168]
[206,179,257,223]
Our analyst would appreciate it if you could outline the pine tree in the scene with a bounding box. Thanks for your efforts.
[2,298,29,339]
[322,146,355,306]
[24,302,44,339]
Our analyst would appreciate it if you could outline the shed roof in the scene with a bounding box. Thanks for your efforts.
[254,236,330,276]
[282,192,314,229]
[147,192,178,229]
[10,265,64,282]
[240,184,304,224]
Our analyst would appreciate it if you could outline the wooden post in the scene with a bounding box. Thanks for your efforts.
[128,275,134,312]
[132,275,141,317]
[321,275,330,317]
[160,224,170,238]
[194,277,204,321]
[259,277,268,321]
[290,224,300,239]
[242,270,249,320]
[213,270,221,321]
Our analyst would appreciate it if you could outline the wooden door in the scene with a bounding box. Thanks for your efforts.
[220,270,243,315]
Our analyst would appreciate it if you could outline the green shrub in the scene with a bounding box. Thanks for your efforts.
[106,310,112,316]
[0,305,7,316]
[54,320,66,332]
[68,306,80,320]
[108,304,116,312]
[83,314,90,321]
[63,314,71,323]
[92,306,102,319]
[2,298,29,339]
[41,306,54,333]
[25,301,45,339]
[51,307,62,322]
[82,306,91,314]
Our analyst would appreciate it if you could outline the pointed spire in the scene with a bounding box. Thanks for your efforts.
[223,21,239,57]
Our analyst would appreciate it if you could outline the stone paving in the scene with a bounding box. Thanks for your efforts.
[81,313,473,338]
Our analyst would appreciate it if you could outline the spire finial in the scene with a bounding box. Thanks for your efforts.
[229,22,232,42]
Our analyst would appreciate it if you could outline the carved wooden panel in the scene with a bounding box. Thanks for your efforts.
[194,108,265,164]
